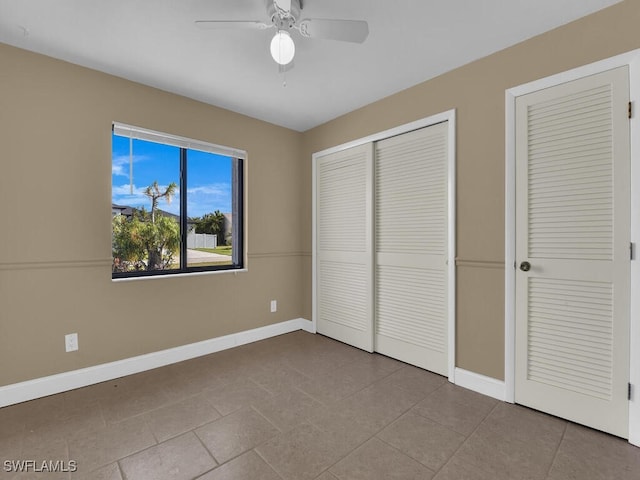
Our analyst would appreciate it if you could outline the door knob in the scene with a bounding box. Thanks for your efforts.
[520,261,531,272]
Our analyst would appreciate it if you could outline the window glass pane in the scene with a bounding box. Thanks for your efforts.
[112,134,181,273]
[186,150,233,268]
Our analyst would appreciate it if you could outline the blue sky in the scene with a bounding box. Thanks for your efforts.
[112,134,232,218]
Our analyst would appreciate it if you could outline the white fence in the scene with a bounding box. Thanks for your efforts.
[187,232,217,249]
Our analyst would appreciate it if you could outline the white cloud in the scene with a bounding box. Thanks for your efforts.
[187,183,232,217]
[187,184,230,196]
[111,154,146,177]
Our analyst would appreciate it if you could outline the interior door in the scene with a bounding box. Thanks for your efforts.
[374,123,449,375]
[515,66,630,437]
[315,143,374,352]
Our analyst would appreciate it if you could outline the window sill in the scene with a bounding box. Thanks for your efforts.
[111,268,248,282]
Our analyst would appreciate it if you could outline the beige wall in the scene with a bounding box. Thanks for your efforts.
[0,44,305,387]
[2,0,638,388]
[301,0,640,379]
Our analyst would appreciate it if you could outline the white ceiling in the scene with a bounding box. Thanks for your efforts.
[0,0,623,131]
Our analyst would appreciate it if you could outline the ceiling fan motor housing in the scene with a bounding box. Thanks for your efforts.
[268,0,301,30]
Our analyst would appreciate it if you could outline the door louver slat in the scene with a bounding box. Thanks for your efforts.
[318,261,368,331]
[318,149,367,253]
[527,278,613,400]
[376,265,446,352]
[527,84,613,261]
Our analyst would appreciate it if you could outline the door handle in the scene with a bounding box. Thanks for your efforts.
[520,261,531,272]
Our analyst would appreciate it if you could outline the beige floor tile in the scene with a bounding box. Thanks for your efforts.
[346,352,405,377]
[0,430,25,464]
[330,437,434,480]
[249,362,311,394]
[161,371,222,402]
[20,395,67,432]
[339,359,400,385]
[0,403,27,438]
[212,346,264,368]
[253,387,323,431]
[63,380,123,404]
[201,362,260,390]
[296,365,377,406]
[97,369,180,405]
[24,398,106,445]
[481,403,566,456]
[195,407,280,464]
[2,467,19,480]
[337,380,425,431]
[288,353,351,379]
[67,416,156,473]
[256,423,347,480]
[81,463,123,480]
[284,338,381,378]
[196,451,281,480]
[18,435,69,480]
[547,423,640,480]
[205,378,273,416]
[377,410,465,471]
[167,355,221,384]
[119,432,216,480]
[308,407,378,452]
[412,384,497,435]
[432,456,502,480]
[315,473,340,480]
[450,422,558,480]
[377,366,446,399]
[143,393,221,443]
[99,382,172,424]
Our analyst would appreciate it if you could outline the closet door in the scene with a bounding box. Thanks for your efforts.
[375,123,449,375]
[315,144,374,352]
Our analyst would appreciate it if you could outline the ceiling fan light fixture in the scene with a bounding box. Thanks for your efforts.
[270,29,295,65]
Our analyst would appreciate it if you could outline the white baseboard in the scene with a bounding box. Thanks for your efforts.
[454,367,506,401]
[0,318,313,408]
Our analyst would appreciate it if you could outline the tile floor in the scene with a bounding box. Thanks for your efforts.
[1,331,639,480]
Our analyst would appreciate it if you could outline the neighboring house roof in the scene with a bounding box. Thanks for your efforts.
[111,204,180,222]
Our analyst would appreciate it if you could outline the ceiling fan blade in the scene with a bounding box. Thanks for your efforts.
[195,20,271,30]
[299,19,369,43]
[274,0,292,14]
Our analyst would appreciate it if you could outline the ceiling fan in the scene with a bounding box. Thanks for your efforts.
[195,0,369,66]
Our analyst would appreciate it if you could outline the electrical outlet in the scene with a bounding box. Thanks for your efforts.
[65,333,78,352]
[270,300,277,313]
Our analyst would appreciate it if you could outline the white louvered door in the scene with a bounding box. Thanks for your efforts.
[316,144,374,352]
[515,67,630,437]
[375,123,449,375]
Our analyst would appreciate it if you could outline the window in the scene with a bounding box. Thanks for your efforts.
[111,123,244,278]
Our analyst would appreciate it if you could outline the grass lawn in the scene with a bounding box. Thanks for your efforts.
[194,246,232,256]
[188,260,232,267]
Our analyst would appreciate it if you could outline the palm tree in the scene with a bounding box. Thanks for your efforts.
[142,181,178,269]
[144,181,177,224]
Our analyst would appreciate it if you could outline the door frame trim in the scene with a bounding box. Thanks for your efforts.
[505,49,640,446]
[312,109,457,382]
